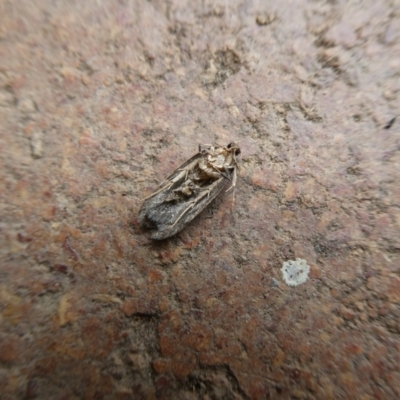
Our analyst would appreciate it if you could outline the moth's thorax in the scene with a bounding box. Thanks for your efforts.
[207,148,233,169]
[212,154,227,168]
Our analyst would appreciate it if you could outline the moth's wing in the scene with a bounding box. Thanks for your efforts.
[138,153,202,224]
[144,197,198,236]
[151,175,229,240]
[162,152,203,184]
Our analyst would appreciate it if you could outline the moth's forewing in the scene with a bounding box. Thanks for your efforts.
[162,153,202,183]
[138,153,202,224]
[151,175,229,240]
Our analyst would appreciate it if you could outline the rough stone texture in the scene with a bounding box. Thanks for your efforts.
[1,0,399,399]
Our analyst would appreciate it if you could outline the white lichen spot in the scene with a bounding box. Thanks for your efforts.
[281,258,310,286]
[30,130,44,159]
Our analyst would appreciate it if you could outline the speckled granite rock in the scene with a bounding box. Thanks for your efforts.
[1,0,399,399]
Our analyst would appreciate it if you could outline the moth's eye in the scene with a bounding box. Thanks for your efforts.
[227,143,233,149]
[235,148,241,156]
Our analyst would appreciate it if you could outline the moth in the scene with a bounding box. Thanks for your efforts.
[138,142,241,239]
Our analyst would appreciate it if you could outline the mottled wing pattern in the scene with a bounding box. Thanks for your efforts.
[148,175,228,239]
[138,167,231,239]
[138,143,238,240]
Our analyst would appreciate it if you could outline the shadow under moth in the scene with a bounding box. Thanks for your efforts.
[138,142,241,239]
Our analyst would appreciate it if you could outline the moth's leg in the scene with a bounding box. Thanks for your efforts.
[225,168,237,209]
[199,186,214,199]
[219,170,230,180]
[184,167,190,180]
[222,165,234,181]
[143,168,188,200]
[208,164,228,179]
[199,144,214,155]
[170,201,196,228]
[151,157,204,199]
[225,167,237,193]
[143,181,174,200]
[177,158,201,180]
[200,159,230,180]
[198,178,223,199]
[205,161,228,178]
[171,169,190,183]
[198,158,223,180]
[233,155,240,174]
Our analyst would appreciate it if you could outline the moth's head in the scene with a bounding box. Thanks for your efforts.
[227,142,241,156]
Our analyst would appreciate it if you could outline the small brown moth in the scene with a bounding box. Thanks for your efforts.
[138,142,241,239]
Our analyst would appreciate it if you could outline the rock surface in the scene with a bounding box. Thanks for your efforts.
[1,0,399,399]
